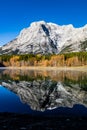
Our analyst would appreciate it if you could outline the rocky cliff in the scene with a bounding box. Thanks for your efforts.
[0,21,87,54]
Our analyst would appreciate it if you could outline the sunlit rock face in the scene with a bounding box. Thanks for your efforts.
[2,78,87,111]
[0,21,87,54]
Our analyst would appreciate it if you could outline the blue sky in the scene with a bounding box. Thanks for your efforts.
[0,0,87,45]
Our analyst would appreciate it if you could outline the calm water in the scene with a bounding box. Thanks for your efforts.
[0,68,87,116]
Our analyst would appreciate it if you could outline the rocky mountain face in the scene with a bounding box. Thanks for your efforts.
[2,79,87,111]
[0,21,87,54]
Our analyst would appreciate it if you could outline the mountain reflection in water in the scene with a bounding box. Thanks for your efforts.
[0,69,87,113]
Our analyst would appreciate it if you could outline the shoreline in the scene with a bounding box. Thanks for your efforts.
[0,66,87,72]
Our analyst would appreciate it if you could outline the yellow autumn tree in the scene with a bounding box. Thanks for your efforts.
[10,56,20,66]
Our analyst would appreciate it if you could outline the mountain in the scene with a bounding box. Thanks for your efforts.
[0,21,87,54]
[2,79,87,111]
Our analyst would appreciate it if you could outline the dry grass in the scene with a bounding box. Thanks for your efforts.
[1,65,87,72]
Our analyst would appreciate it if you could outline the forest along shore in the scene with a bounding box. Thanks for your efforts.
[0,52,87,67]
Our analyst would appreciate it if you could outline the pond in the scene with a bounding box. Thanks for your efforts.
[0,68,87,116]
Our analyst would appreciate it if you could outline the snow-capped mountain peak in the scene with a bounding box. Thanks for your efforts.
[0,21,87,54]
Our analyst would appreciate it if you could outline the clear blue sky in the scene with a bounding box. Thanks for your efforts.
[0,0,87,45]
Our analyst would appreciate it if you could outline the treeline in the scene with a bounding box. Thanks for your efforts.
[0,52,87,67]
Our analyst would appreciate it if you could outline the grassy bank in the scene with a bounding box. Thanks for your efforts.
[1,65,87,72]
